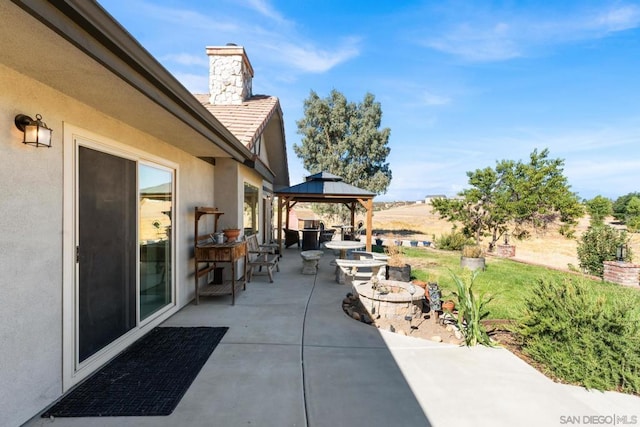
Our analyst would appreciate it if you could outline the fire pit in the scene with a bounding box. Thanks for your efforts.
[354,279,425,320]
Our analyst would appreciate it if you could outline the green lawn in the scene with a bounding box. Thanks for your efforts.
[395,247,640,321]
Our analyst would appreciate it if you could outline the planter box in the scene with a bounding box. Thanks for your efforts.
[460,256,485,271]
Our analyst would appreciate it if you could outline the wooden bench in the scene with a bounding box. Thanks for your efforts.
[246,234,279,282]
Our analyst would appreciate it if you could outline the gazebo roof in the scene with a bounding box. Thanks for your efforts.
[276,172,375,202]
[275,172,375,252]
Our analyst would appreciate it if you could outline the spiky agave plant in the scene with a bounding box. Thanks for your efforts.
[450,270,495,346]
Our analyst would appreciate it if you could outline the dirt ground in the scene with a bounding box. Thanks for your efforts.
[368,203,640,271]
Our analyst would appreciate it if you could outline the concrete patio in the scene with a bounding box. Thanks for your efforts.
[26,247,640,427]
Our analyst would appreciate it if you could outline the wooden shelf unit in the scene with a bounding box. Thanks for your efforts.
[194,207,247,305]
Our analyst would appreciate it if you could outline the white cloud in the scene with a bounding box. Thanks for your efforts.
[422,90,451,106]
[243,0,288,24]
[135,1,358,74]
[161,53,208,67]
[427,22,521,61]
[592,5,640,32]
[264,38,361,73]
[173,72,209,93]
[423,4,640,62]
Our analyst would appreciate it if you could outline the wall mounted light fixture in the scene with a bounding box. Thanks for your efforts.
[14,113,53,148]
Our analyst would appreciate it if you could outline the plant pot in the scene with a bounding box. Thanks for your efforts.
[412,280,427,291]
[375,238,383,246]
[410,241,418,247]
[387,263,411,281]
[223,228,241,242]
[460,256,486,271]
[442,300,455,312]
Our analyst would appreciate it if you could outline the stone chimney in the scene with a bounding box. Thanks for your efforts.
[206,43,254,105]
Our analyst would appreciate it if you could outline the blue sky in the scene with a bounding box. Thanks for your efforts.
[98,0,640,202]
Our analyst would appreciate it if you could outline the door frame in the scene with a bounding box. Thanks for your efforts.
[62,124,179,391]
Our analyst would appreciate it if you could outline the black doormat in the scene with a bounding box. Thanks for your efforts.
[43,326,228,418]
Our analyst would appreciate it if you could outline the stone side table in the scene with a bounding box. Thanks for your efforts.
[300,250,324,275]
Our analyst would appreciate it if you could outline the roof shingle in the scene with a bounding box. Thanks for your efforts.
[194,94,280,150]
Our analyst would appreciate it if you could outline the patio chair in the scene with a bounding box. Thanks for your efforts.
[284,228,300,248]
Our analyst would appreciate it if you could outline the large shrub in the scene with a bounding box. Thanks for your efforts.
[436,230,474,251]
[576,225,631,278]
[517,277,640,394]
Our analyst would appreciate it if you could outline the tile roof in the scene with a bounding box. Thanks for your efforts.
[194,94,280,150]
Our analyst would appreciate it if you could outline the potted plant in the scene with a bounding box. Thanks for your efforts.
[222,227,241,242]
[442,300,455,312]
[460,245,486,271]
[385,243,411,281]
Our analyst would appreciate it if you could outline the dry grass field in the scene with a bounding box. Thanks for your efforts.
[367,203,640,271]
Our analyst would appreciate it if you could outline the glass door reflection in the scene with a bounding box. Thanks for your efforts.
[139,164,173,321]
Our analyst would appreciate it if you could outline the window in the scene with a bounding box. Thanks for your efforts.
[244,183,259,236]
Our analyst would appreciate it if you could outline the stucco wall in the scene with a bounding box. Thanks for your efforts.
[0,64,216,426]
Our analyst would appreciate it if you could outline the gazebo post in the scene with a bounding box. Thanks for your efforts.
[357,198,373,252]
[350,202,356,235]
[365,198,373,251]
[277,196,284,256]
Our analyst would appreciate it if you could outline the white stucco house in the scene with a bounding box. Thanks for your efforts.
[0,2,289,426]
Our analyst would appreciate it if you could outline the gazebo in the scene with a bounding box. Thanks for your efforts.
[275,172,376,254]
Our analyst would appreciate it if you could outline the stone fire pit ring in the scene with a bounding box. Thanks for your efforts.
[354,279,425,320]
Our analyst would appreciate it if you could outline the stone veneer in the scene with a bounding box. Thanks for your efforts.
[603,261,640,288]
[496,244,516,258]
[206,44,254,105]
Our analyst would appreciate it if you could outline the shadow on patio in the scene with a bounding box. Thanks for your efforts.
[26,246,431,426]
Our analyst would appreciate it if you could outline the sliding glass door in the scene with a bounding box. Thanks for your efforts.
[77,146,174,364]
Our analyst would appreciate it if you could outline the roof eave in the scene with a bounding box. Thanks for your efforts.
[13,0,253,162]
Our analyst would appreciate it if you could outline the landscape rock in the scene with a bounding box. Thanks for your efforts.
[431,335,443,342]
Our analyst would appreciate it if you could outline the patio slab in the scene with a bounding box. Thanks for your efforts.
[24,246,640,427]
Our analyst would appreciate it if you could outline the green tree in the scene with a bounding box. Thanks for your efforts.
[585,195,612,226]
[625,196,640,232]
[576,225,631,277]
[294,89,391,219]
[612,192,640,221]
[431,166,511,249]
[432,148,582,252]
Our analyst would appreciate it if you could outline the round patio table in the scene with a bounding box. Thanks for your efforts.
[324,240,366,283]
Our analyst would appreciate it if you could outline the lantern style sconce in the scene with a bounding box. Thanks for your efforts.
[14,113,53,147]
[616,244,627,262]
